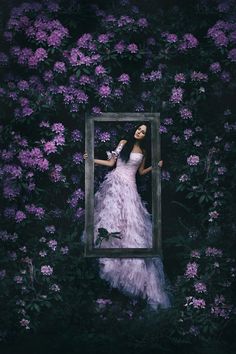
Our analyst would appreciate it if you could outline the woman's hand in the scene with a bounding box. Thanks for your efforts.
[83,152,88,160]
[158,160,163,168]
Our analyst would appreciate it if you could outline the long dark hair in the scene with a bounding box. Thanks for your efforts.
[118,121,151,163]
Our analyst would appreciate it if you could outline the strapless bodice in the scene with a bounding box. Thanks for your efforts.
[113,152,143,183]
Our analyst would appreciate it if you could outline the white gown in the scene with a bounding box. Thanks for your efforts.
[82,142,171,310]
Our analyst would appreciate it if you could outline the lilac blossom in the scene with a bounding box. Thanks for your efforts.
[228,48,236,62]
[98,85,111,97]
[44,141,57,155]
[98,34,109,43]
[187,155,200,166]
[174,73,186,83]
[45,225,56,234]
[163,32,178,43]
[170,87,183,104]
[185,262,198,278]
[71,129,83,142]
[72,152,84,165]
[159,125,168,134]
[172,135,180,143]
[99,132,111,142]
[137,18,148,28]
[95,65,106,75]
[127,43,138,53]
[47,239,57,251]
[208,211,220,222]
[25,204,45,219]
[118,73,130,84]
[163,117,173,125]
[180,107,192,119]
[194,282,207,293]
[210,62,221,73]
[184,129,193,140]
[205,247,223,257]
[54,61,66,73]
[15,210,27,223]
[49,164,66,183]
[179,174,189,182]
[41,265,53,276]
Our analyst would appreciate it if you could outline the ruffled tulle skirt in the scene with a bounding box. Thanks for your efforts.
[82,168,171,310]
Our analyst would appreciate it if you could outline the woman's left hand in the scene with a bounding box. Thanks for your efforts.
[158,160,163,168]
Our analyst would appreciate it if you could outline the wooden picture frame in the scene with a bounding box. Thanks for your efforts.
[84,112,162,258]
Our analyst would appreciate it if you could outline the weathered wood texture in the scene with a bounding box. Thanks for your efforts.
[84,112,162,258]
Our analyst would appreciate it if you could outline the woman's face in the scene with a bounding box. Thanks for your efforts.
[134,125,147,140]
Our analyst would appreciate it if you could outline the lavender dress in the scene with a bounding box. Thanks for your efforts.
[83,142,171,310]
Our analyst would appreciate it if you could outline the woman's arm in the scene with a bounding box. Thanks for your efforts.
[138,155,163,176]
[83,139,126,167]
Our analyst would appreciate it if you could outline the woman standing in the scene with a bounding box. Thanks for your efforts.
[83,122,171,310]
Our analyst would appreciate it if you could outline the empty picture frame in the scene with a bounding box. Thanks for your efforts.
[84,112,162,258]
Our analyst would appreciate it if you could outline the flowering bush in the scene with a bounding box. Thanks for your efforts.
[0,0,236,351]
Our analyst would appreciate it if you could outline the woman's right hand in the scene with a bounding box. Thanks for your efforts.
[83,152,88,160]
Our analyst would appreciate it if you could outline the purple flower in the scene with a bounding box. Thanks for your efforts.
[47,30,63,47]
[71,129,83,142]
[51,123,65,134]
[208,211,220,222]
[54,61,66,73]
[187,155,200,166]
[228,48,236,62]
[170,87,183,104]
[72,152,84,164]
[45,226,55,234]
[159,125,167,134]
[191,250,201,258]
[95,65,106,75]
[180,107,192,119]
[221,70,231,82]
[205,247,222,257]
[137,18,148,28]
[98,85,111,97]
[50,284,60,292]
[127,43,138,53]
[92,106,102,115]
[192,298,206,309]
[15,211,26,223]
[41,265,53,276]
[191,71,208,81]
[117,15,135,27]
[22,106,34,117]
[44,141,57,155]
[179,33,199,51]
[99,132,111,142]
[174,73,186,83]
[179,174,189,182]
[184,128,193,140]
[118,73,130,85]
[149,70,162,81]
[43,70,53,82]
[194,282,207,293]
[77,33,93,48]
[163,117,173,125]
[47,239,57,251]
[17,80,29,91]
[98,34,109,43]
[164,33,178,43]
[114,41,126,54]
[210,62,221,73]
[172,135,180,143]
[185,262,198,278]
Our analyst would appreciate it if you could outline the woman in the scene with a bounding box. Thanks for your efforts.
[83,122,171,310]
